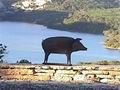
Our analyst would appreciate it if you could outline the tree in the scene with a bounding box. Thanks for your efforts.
[0,44,7,63]
[17,59,32,64]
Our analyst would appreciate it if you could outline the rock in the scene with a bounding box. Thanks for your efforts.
[72,66,84,70]
[34,73,53,76]
[109,71,120,76]
[50,66,65,70]
[22,1,30,8]
[100,78,108,83]
[73,75,86,82]
[61,76,72,82]
[12,0,52,10]
[35,69,55,73]
[0,69,33,75]
[65,66,73,70]
[34,69,55,76]
[3,75,51,81]
[99,66,111,70]
[82,70,109,75]
[100,79,120,84]
[97,75,113,79]
[56,70,77,75]
[115,76,120,79]
[53,74,72,82]
[41,65,50,69]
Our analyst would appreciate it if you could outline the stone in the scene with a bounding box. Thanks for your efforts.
[87,75,96,78]
[86,67,92,70]
[56,70,77,75]
[99,66,113,70]
[73,75,86,82]
[53,75,72,82]
[3,75,51,81]
[22,1,30,8]
[82,70,109,75]
[86,66,98,70]
[0,65,35,69]
[61,76,72,82]
[35,69,55,73]
[72,66,83,70]
[0,69,33,75]
[54,73,74,77]
[100,79,120,84]
[97,75,113,79]
[41,66,50,69]
[34,73,53,76]
[100,78,108,83]
[109,71,120,75]
[35,0,51,6]
[65,66,73,70]
[115,76,120,79]
[108,79,120,84]
[50,66,65,70]
[12,0,51,10]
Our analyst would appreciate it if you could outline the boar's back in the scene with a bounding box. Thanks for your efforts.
[42,37,74,53]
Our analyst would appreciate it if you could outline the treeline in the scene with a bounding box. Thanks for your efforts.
[45,0,120,49]
[48,0,120,11]
[45,0,120,34]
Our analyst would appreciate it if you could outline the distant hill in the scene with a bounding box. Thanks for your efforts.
[1,0,119,35]
[47,0,120,11]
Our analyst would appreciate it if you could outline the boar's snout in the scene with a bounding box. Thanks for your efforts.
[83,47,87,50]
[72,39,87,51]
[80,42,87,51]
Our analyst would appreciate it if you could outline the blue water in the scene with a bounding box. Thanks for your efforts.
[0,22,120,64]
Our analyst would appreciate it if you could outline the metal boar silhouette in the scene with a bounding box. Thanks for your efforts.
[42,37,87,65]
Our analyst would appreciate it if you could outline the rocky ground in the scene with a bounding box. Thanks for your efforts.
[0,81,119,90]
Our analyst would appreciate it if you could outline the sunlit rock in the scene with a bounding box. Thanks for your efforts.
[12,0,52,10]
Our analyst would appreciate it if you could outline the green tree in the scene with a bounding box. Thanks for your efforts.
[0,44,7,63]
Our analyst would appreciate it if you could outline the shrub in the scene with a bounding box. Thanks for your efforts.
[78,60,120,65]
[0,44,7,63]
[17,59,32,64]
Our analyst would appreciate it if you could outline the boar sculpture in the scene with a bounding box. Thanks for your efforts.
[42,37,87,65]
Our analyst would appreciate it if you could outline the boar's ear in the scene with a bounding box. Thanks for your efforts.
[76,38,82,41]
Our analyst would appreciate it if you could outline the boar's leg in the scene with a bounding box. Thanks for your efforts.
[66,53,72,65]
[43,52,50,64]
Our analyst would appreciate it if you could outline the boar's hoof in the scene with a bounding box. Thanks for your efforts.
[68,64,72,66]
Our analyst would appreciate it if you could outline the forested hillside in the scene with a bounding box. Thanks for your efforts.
[47,0,120,11]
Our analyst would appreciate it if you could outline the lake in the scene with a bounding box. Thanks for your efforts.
[0,22,120,64]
